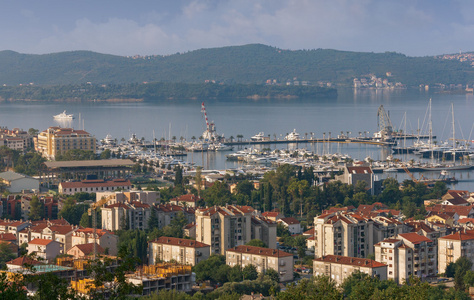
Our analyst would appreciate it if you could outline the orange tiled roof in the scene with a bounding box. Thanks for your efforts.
[398,233,432,244]
[151,236,209,248]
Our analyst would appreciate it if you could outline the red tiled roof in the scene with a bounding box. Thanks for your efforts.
[151,236,209,248]
[74,228,114,236]
[131,201,150,208]
[227,245,293,257]
[458,218,474,224]
[303,228,314,235]
[440,230,474,241]
[427,205,474,217]
[347,166,373,174]
[398,233,432,244]
[262,211,282,218]
[279,217,300,225]
[171,194,201,203]
[70,243,104,256]
[48,225,76,235]
[6,256,43,266]
[0,233,17,241]
[314,255,386,268]
[29,238,56,246]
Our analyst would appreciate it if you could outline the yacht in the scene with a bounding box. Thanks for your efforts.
[103,134,114,145]
[211,143,233,151]
[285,129,300,141]
[251,132,266,141]
[53,110,74,120]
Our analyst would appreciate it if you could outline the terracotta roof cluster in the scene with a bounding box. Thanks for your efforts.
[427,205,474,218]
[323,206,356,214]
[105,203,130,209]
[197,205,253,217]
[151,236,209,248]
[227,245,293,257]
[261,211,283,218]
[357,203,388,216]
[0,233,17,242]
[442,190,470,205]
[60,179,132,189]
[314,255,386,268]
[406,221,435,234]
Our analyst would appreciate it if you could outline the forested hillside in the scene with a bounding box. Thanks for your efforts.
[0,44,472,86]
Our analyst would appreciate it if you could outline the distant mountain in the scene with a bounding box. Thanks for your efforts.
[0,44,473,86]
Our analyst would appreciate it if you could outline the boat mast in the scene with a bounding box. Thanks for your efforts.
[452,103,455,164]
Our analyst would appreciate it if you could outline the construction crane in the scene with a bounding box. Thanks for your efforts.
[200,102,218,141]
[402,165,427,185]
[376,105,394,141]
[88,195,114,259]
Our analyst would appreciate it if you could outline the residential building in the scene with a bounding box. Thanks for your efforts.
[101,201,151,231]
[183,223,196,239]
[154,204,196,229]
[169,194,200,208]
[441,190,470,206]
[36,127,96,160]
[195,205,255,255]
[335,165,376,195]
[313,212,375,258]
[59,179,132,195]
[226,245,294,282]
[261,211,284,222]
[251,216,277,249]
[426,205,474,220]
[96,190,159,206]
[313,255,387,285]
[0,171,40,193]
[18,223,77,252]
[148,237,210,266]
[278,217,302,235]
[0,127,33,152]
[374,233,437,284]
[71,228,118,255]
[438,230,474,274]
[28,238,62,262]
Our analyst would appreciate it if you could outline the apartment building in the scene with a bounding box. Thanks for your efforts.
[438,230,474,274]
[36,127,96,160]
[251,216,277,249]
[278,217,302,235]
[335,165,376,195]
[18,223,77,252]
[59,179,132,195]
[152,204,196,230]
[101,201,151,231]
[313,212,375,258]
[374,233,437,284]
[313,255,387,285]
[0,127,33,152]
[195,205,254,255]
[148,236,210,266]
[169,194,200,208]
[226,245,294,282]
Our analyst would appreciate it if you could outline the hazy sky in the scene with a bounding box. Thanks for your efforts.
[1,0,473,57]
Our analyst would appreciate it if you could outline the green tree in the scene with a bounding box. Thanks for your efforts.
[246,239,267,248]
[79,211,90,228]
[100,149,111,159]
[242,264,258,280]
[265,268,280,283]
[278,276,341,300]
[28,195,44,221]
[193,254,227,282]
[0,241,16,269]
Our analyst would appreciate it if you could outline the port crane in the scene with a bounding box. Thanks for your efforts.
[200,102,220,141]
[376,105,394,141]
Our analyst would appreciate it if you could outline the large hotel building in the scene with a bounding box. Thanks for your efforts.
[36,127,96,160]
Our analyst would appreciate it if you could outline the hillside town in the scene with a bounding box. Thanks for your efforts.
[0,123,473,299]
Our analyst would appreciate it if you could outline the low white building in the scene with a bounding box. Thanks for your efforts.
[148,236,210,266]
[0,171,39,193]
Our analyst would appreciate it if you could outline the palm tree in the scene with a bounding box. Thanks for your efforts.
[229,135,234,142]
[172,136,177,143]
[305,133,308,140]
[191,136,196,143]
[237,134,243,142]
[180,136,185,143]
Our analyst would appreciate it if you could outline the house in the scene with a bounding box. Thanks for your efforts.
[441,190,470,206]
[313,255,387,286]
[101,201,151,231]
[6,256,43,271]
[0,171,40,193]
[148,237,210,266]
[183,223,196,239]
[261,211,284,222]
[67,243,104,259]
[226,245,294,282]
[169,194,201,208]
[426,205,474,220]
[27,238,62,262]
[277,217,302,235]
[335,165,376,195]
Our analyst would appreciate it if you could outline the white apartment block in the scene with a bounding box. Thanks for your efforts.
[226,245,294,282]
[148,236,210,266]
[196,205,254,255]
[101,202,151,231]
[374,233,437,284]
[313,255,387,286]
[438,230,474,274]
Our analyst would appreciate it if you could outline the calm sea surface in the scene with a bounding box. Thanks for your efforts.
[1,88,474,189]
